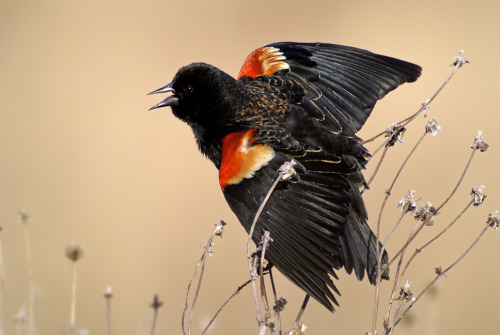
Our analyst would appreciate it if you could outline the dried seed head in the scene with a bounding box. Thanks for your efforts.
[400,280,415,302]
[471,185,486,206]
[278,160,297,180]
[204,241,215,258]
[273,297,287,312]
[103,286,113,299]
[65,242,84,262]
[260,230,273,246]
[214,220,226,239]
[13,308,27,323]
[421,98,431,117]
[471,131,489,152]
[17,209,31,224]
[487,211,500,230]
[414,201,437,226]
[452,50,469,68]
[397,190,418,214]
[425,116,442,136]
[385,123,406,147]
[150,294,163,309]
[288,322,307,335]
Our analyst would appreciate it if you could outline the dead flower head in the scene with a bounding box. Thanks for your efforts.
[279,160,298,180]
[453,50,469,68]
[150,294,163,310]
[17,209,31,224]
[273,297,288,312]
[13,308,27,324]
[103,286,113,299]
[414,201,437,226]
[214,220,227,239]
[425,116,442,136]
[421,98,431,117]
[397,190,418,214]
[400,280,415,302]
[471,185,486,206]
[487,211,500,230]
[288,322,307,335]
[65,242,84,262]
[385,123,406,147]
[471,131,489,152]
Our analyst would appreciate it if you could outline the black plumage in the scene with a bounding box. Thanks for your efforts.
[150,42,422,311]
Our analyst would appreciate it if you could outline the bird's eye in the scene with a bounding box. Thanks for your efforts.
[186,85,194,93]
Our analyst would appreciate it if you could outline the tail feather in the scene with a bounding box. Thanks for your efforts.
[342,211,389,283]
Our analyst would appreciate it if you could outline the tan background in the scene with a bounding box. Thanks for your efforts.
[1,0,499,334]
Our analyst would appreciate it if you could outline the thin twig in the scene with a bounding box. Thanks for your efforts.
[182,221,226,335]
[401,200,474,279]
[363,57,465,148]
[22,224,35,335]
[247,176,282,326]
[246,161,297,332]
[150,295,163,335]
[200,279,252,335]
[384,219,420,334]
[382,146,478,272]
[70,261,77,334]
[106,298,112,335]
[392,222,489,328]
[371,131,427,333]
[259,232,272,323]
[364,146,389,192]
[294,294,310,326]
[0,228,5,335]
[103,286,113,335]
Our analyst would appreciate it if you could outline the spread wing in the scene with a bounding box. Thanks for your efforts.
[220,42,421,311]
[237,42,422,136]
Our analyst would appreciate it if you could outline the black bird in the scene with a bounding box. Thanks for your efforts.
[150,42,422,311]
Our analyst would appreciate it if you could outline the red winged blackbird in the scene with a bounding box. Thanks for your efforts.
[150,42,421,312]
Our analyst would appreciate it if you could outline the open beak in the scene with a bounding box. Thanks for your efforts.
[148,82,179,110]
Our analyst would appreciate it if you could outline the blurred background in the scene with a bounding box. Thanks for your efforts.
[1,0,499,334]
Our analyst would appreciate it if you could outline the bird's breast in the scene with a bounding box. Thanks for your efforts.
[219,129,275,190]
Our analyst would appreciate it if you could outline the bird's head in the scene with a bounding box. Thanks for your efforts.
[149,62,241,128]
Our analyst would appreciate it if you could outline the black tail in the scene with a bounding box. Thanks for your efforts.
[341,212,389,283]
[341,170,389,283]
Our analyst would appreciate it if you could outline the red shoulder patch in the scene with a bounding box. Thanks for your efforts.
[237,47,290,79]
[219,129,275,190]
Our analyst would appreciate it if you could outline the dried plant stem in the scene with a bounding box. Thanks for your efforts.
[182,222,225,335]
[384,220,420,334]
[246,161,296,334]
[401,199,474,279]
[200,279,252,335]
[247,174,284,334]
[22,224,35,335]
[383,146,477,272]
[364,146,389,191]
[16,321,23,335]
[371,131,427,333]
[0,232,6,335]
[150,307,158,335]
[294,294,310,326]
[106,298,112,335]
[268,269,283,335]
[69,261,77,335]
[363,59,464,148]
[259,232,272,322]
[392,222,490,329]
